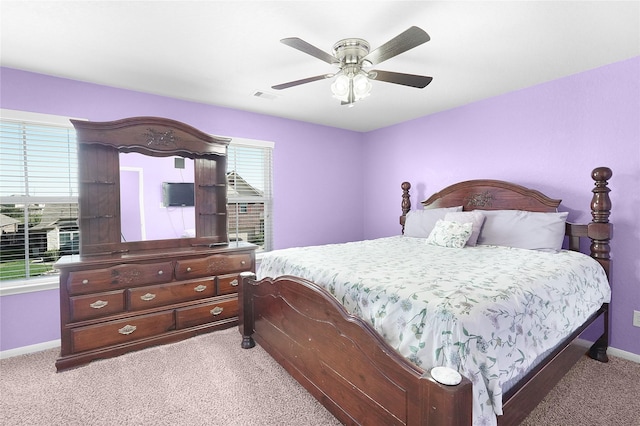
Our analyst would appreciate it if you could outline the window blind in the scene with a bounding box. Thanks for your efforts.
[226,139,274,252]
[0,111,78,282]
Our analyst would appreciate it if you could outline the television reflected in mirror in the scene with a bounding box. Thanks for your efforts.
[163,182,195,207]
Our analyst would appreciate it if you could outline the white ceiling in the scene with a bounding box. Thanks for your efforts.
[1,1,639,132]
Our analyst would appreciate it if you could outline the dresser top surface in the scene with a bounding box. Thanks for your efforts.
[55,241,256,269]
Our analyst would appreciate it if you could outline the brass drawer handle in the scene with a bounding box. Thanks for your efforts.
[210,306,224,316]
[90,300,108,309]
[186,267,192,272]
[140,293,156,301]
[82,279,89,284]
[194,284,207,292]
[118,325,137,335]
[229,279,239,287]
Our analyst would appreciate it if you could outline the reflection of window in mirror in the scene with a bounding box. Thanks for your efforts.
[119,153,195,242]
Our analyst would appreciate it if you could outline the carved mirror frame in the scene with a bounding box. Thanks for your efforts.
[72,117,230,256]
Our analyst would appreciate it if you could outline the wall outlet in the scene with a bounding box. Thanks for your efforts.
[633,310,640,328]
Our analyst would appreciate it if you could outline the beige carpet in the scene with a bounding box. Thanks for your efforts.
[1,328,638,425]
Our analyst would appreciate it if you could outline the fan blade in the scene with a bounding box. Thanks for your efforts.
[280,38,339,65]
[362,26,430,66]
[369,70,433,88]
[271,74,333,90]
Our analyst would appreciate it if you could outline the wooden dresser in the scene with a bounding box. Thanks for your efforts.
[55,116,255,371]
[56,243,254,371]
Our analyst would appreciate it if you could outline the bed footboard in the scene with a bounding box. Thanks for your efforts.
[239,272,473,425]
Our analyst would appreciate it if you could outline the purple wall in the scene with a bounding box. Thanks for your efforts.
[0,289,60,350]
[362,57,640,356]
[0,67,365,249]
[1,58,638,356]
[0,67,365,351]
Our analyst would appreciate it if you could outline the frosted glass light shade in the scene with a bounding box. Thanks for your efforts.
[331,75,350,100]
[353,74,372,99]
[331,73,372,103]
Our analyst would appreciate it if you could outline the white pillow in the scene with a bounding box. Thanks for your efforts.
[477,210,569,251]
[404,206,463,238]
[426,220,473,248]
[444,210,486,247]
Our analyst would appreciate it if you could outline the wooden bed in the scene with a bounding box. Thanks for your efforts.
[239,167,612,425]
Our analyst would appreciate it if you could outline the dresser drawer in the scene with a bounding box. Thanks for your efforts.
[67,261,174,295]
[69,290,125,322]
[70,311,175,353]
[175,252,252,280]
[175,297,238,329]
[217,273,241,296]
[127,277,216,311]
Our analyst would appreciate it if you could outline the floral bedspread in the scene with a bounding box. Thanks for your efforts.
[257,236,611,426]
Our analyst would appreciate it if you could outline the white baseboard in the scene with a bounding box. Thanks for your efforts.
[608,347,640,363]
[0,340,60,359]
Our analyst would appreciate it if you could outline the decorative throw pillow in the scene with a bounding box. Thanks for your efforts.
[404,206,463,238]
[426,220,473,248]
[477,210,569,251]
[444,210,486,246]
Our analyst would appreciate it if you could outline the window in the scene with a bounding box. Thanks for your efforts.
[0,109,79,284]
[226,139,274,252]
[1,110,274,289]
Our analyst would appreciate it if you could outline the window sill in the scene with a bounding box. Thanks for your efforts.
[0,275,60,296]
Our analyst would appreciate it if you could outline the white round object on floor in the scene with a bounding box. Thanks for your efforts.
[430,366,463,386]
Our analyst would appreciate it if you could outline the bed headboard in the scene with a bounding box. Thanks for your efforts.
[422,179,561,212]
[399,167,612,277]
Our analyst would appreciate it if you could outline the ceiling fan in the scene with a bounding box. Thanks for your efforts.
[272,26,433,106]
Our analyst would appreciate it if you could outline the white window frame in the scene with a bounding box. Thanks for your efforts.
[225,137,275,256]
[0,109,84,295]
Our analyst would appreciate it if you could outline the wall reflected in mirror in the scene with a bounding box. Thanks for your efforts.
[119,153,195,242]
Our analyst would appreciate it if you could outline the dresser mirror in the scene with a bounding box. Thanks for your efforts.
[119,153,197,243]
[72,117,231,256]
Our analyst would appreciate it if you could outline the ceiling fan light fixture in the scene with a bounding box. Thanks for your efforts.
[332,72,372,103]
[331,75,350,100]
[353,73,372,99]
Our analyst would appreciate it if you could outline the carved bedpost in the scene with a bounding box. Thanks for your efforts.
[589,167,612,266]
[400,182,411,233]
[239,271,256,349]
[401,182,412,215]
[588,166,612,363]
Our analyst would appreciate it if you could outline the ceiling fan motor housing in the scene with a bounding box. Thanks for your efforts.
[333,38,371,68]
